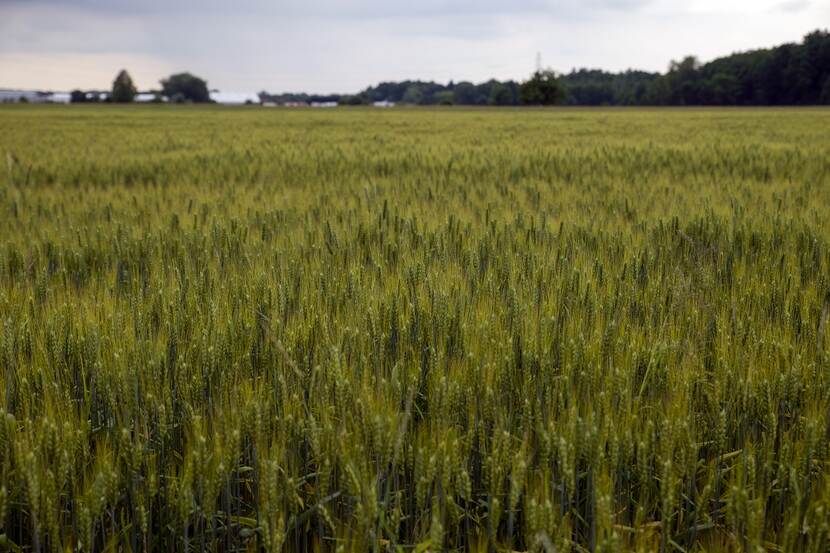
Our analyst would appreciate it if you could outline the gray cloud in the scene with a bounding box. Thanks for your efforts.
[775,0,810,12]
[7,0,652,17]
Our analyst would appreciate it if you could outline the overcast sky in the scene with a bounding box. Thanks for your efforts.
[1,0,827,93]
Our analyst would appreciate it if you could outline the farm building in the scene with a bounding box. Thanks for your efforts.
[0,89,69,103]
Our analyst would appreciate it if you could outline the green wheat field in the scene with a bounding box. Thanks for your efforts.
[1,105,830,552]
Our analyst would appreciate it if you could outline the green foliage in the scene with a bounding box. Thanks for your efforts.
[821,75,830,104]
[434,91,454,105]
[488,82,514,106]
[160,72,210,103]
[402,84,425,105]
[338,94,368,106]
[0,105,829,552]
[453,81,479,105]
[69,90,86,103]
[111,70,137,103]
[520,70,566,105]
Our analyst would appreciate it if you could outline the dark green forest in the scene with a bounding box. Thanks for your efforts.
[260,30,830,106]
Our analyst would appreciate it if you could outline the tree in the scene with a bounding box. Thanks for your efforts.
[488,82,514,105]
[519,70,565,105]
[160,73,210,103]
[664,56,701,105]
[338,94,367,106]
[822,75,830,104]
[434,91,454,105]
[453,82,478,105]
[70,90,86,103]
[705,73,740,105]
[112,70,137,103]
[402,85,424,105]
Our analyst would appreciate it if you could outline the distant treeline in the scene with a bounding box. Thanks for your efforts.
[262,30,830,106]
[257,93,342,104]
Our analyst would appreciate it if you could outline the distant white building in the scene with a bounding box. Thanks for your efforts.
[311,101,338,108]
[0,89,68,103]
[210,91,259,104]
[85,91,110,102]
[135,93,163,103]
[50,92,71,104]
[0,89,38,102]
[373,100,395,108]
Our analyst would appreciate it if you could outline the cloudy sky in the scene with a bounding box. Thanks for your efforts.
[0,0,826,94]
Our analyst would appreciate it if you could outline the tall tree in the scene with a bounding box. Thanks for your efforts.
[160,73,211,103]
[519,70,565,106]
[111,70,137,103]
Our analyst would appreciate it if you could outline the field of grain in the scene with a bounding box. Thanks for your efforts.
[1,105,830,552]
